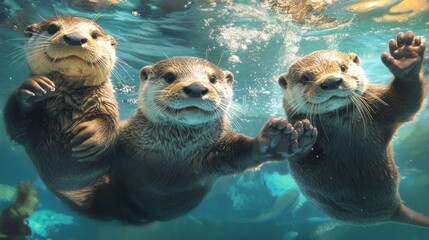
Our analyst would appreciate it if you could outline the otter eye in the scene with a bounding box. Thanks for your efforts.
[209,75,217,84]
[340,64,348,72]
[91,32,100,40]
[47,24,60,35]
[300,74,310,83]
[164,72,176,84]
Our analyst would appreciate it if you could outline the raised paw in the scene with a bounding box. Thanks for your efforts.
[255,117,298,160]
[16,76,55,110]
[381,31,426,80]
[293,119,318,155]
[71,119,109,162]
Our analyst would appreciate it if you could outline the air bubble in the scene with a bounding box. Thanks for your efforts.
[131,10,140,17]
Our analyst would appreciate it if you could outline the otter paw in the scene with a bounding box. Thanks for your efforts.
[255,117,298,160]
[293,119,318,155]
[381,31,426,80]
[71,119,109,162]
[16,76,55,109]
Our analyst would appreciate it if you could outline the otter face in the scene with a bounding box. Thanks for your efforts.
[138,57,234,126]
[278,50,368,115]
[24,15,116,86]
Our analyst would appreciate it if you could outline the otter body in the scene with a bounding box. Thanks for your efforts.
[89,57,317,223]
[4,16,119,194]
[289,103,400,224]
[278,32,428,226]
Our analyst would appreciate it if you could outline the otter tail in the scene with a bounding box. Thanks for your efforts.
[391,204,429,228]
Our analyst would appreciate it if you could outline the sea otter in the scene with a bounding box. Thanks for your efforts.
[3,16,119,196]
[82,57,317,223]
[278,31,428,227]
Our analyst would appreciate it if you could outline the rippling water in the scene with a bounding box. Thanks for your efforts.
[0,0,428,239]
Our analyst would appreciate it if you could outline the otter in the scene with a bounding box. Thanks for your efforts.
[3,16,119,198]
[277,31,428,227]
[82,57,317,223]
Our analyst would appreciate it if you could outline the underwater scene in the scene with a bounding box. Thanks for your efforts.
[0,0,429,239]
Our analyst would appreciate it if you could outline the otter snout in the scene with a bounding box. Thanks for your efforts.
[183,82,209,98]
[320,76,343,90]
[63,32,88,46]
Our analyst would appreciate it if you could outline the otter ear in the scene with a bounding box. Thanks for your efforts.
[278,73,288,90]
[140,66,154,81]
[24,24,39,38]
[349,53,360,65]
[108,35,117,47]
[223,71,234,86]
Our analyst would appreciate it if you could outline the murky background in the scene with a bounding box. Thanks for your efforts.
[0,0,428,239]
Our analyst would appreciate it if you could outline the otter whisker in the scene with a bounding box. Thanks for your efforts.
[350,95,369,137]
[352,93,375,122]
[288,100,307,119]
[364,90,389,106]
[217,51,225,67]
[220,104,242,130]
[285,96,303,109]
[317,111,329,142]
[91,13,102,23]
[113,57,133,84]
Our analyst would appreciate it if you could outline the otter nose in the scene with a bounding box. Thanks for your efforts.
[63,33,88,46]
[320,77,343,90]
[183,82,209,98]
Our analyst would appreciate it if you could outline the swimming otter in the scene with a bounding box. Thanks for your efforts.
[3,16,119,194]
[278,31,428,227]
[85,57,317,223]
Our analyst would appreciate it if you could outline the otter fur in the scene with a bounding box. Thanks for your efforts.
[3,16,119,197]
[278,31,428,227]
[84,57,317,223]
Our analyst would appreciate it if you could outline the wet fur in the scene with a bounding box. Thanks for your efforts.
[280,50,427,225]
[3,16,119,193]
[84,57,268,223]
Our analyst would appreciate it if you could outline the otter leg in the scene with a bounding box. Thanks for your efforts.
[4,76,55,144]
[379,31,426,123]
[210,118,317,175]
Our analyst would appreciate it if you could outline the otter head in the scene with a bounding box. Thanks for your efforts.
[138,57,234,126]
[278,50,368,115]
[24,15,117,86]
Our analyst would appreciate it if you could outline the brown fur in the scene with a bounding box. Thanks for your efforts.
[82,57,313,223]
[111,57,261,222]
[3,16,119,194]
[278,34,428,227]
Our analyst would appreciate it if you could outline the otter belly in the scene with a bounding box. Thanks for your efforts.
[289,125,400,224]
[130,187,211,221]
[26,96,108,191]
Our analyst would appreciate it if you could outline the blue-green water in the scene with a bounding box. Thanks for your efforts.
[0,0,428,239]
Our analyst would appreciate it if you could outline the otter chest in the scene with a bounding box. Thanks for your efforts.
[43,85,96,132]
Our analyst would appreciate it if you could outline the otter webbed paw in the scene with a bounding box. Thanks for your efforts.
[255,118,317,160]
[294,119,318,155]
[16,76,55,110]
[381,31,426,80]
[71,119,112,162]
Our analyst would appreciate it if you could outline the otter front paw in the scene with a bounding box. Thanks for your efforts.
[381,31,426,80]
[293,119,318,155]
[16,76,55,110]
[255,117,298,160]
[71,119,112,162]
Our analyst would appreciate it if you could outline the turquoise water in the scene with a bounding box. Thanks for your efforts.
[0,0,428,239]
